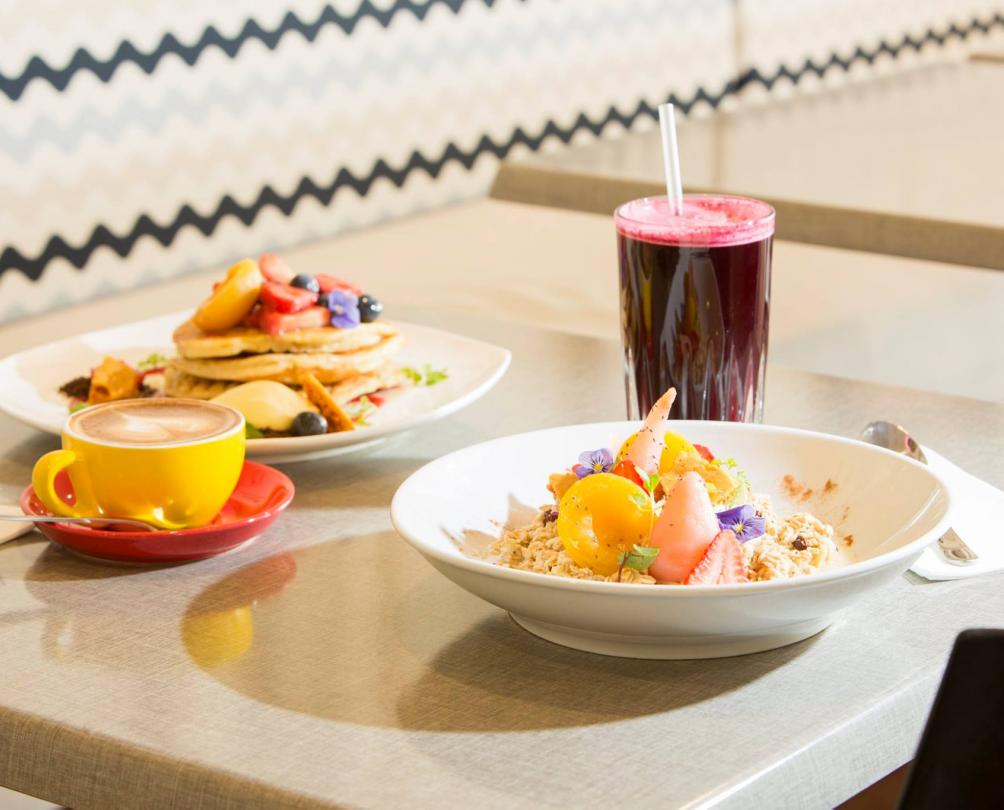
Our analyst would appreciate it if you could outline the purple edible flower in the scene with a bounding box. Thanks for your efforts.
[574,448,614,478]
[715,504,766,543]
[327,290,360,329]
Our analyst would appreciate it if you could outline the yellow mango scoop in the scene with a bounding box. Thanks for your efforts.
[557,473,654,576]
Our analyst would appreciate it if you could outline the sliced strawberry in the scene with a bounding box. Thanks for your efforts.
[684,530,748,585]
[259,306,330,336]
[316,273,363,297]
[694,444,715,462]
[259,253,295,284]
[612,459,645,488]
[259,281,317,313]
[242,304,262,328]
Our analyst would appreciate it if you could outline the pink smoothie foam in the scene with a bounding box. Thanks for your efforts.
[614,195,775,248]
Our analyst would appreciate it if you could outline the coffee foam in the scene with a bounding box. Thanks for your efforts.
[615,195,775,247]
[70,400,241,446]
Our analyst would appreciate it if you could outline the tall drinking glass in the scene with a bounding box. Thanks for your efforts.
[615,194,775,421]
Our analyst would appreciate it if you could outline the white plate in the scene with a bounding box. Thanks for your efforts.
[392,421,952,659]
[0,311,510,463]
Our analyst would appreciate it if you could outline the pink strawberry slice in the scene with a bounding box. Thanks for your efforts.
[684,530,749,585]
[316,273,363,297]
[259,306,330,336]
[259,253,295,284]
[259,281,317,313]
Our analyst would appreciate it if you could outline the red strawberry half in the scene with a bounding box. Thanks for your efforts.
[684,530,748,585]
[259,253,295,284]
[612,459,645,488]
[694,443,715,462]
[259,306,330,336]
[316,273,363,297]
[242,304,262,328]
[260,281,317,313]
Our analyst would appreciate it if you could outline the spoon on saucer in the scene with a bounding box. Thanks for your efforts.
[0,511,159,533]
[860,421,977,565]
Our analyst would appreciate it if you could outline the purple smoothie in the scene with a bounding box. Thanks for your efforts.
[615,195,775,422]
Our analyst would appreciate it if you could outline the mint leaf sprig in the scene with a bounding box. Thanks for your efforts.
[402,364,449,387]
[712,457,752,506]
[424,365,448,385]
[643,472,661,494]
[351,394,376,426]
[137,352,170,370]
[616,545,661,581]
[628,491,649,509]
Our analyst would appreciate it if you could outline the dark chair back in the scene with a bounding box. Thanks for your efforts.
[898,629,1004,809]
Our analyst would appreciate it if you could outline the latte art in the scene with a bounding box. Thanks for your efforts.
[70,399,241,446]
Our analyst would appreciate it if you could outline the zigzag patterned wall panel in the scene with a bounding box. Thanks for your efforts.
[1,0,1002,322]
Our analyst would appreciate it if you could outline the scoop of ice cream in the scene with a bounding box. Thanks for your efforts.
[212,381,316,431]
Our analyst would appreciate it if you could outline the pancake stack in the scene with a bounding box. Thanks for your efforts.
[164,318,408,405]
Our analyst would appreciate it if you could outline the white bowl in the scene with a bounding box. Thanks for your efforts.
[391,421,952,659]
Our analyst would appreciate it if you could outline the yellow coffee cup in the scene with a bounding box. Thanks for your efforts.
[32,398,246,530]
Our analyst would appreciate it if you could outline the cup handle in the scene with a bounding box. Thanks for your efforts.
[31,449,80,518]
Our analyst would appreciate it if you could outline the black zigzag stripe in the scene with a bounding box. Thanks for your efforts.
[2,13,1001,283]
[1,0,511,101]
[734,15,1004,90]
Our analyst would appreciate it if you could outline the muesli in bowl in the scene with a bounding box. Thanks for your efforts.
[494,388,839,586]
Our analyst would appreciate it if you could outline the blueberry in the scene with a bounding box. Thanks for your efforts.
[290,274,320,294]
[291,411,327,436]
[358,294,382,323]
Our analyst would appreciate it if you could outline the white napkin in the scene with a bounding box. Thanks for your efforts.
[0,504,34,544]
[909,447,1004,581]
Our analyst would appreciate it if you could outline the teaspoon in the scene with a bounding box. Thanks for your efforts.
[861,421,977,565]
[0,513,159,532]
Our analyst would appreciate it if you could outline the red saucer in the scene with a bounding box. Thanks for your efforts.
[19,461,294,563]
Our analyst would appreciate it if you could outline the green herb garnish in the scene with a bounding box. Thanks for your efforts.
[349,395,376,426]
[245,423,264,439]
[644,472,661,494]
[403,364,449,387]
[69,401,89,413]
[422,364,448,386]
[617,545,660,572]
[137,352,170,370]
[729,468,752,506]
[710,456,752,506]
[628,491,650,509]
